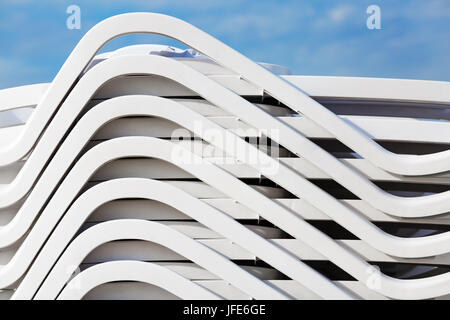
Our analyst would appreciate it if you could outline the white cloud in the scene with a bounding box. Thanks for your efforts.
[0,56,45,89]
[328,5,355,23]
[312,4,357,30]
[191,2,315,41]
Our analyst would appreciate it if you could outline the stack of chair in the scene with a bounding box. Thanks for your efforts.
[0,13,449,300]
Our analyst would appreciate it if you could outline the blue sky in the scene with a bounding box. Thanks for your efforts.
[0,0,449,89]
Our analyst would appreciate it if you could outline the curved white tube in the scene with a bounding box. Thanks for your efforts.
[0,12,448,176]
[0,96,449,257]
[4,136,450,299]
[56,260,221,300]
[0,83,49,112]
[14,178,343,299]
[1,55,450,218]
[30,219,285,300]
[2,96,450,259]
